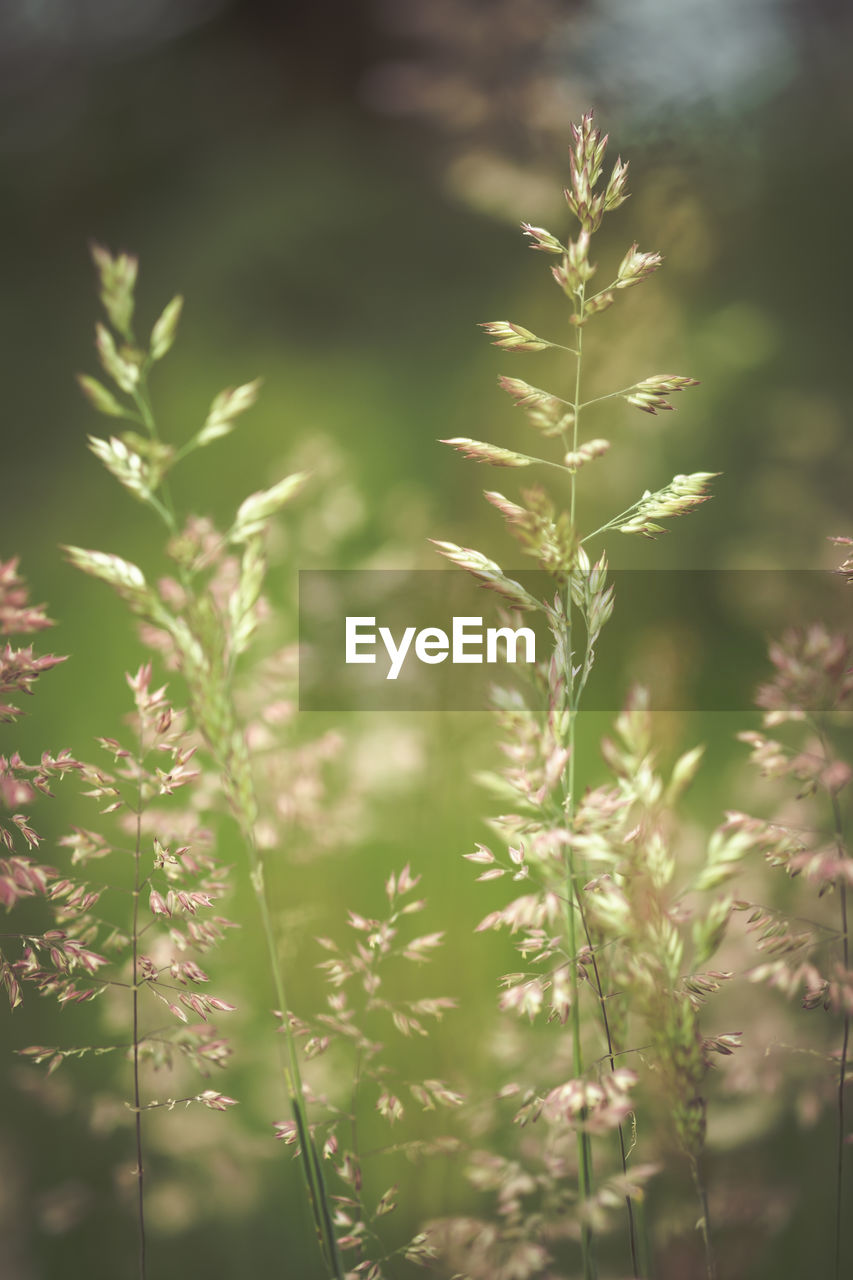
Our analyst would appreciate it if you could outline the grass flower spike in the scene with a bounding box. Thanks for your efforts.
[65,246,345,1278]
[435,109,719,1280]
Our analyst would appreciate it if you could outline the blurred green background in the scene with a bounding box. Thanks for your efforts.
[2,1,852,1276]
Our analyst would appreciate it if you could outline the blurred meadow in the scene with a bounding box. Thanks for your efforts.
[1,1,852,1277]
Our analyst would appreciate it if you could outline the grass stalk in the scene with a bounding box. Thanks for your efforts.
[689,1155,717,1280]
[563,281,597,1280]
[825,740,849,1280]
[70,251,349,1275]
[575,885,642,1277]
[234,807,345,1280]
[835,875,849,1280]
[564,279,640,1278]
[441,113,708,1274]
[133,365,344,1278]
[131,758,147,1280]
[811,720,850,1280]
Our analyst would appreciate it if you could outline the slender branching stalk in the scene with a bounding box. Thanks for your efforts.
[823,734,850,1280]
[563,277,598,1278]
[279,865,459,1277]
[436,110,714,1277]
[131,751,147,1280]
[65,248,345,1277]
[690,1155,717,1280]
[2,560,237,1278]
[0,558,75,1017]
[735,615,853,1280]
[835,898,849,1275]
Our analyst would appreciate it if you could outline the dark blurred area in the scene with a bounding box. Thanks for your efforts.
[2,1,853,1277]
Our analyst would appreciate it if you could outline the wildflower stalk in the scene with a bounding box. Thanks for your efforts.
[819,726,849,1280]
[66,249,345,1279]
[286,865,457,1276]
[132,752,147,1280]
[440,110,713,1277]
[234,800,344,1279]
[736,621,853,1280]
[562,276,599,1280]
[834,888,849,1280]
[575,867,641,1276]
[4,556,237,1275]
[137,380,345,1280]
[689,1156,716,1280]
[566,271,640,1279]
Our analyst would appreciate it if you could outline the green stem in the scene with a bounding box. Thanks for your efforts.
[132,377,343,1279]
[581,499,644,546]
[574,888,642,1277]
[146,492,174,529]
[570,292,583,530]
[636,1195,652,1278]
[564,280,640,1277]
[689,1155,717,1280]
[235,810,345,1280]
[819,726,849,1280]
[564,281,597,1280]
[132,382,178,534]
[579,384,637,410]
[837,919,849,1280]
[563,735,595,1277]
[511,451,582,475]
[132,735,147,1280]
